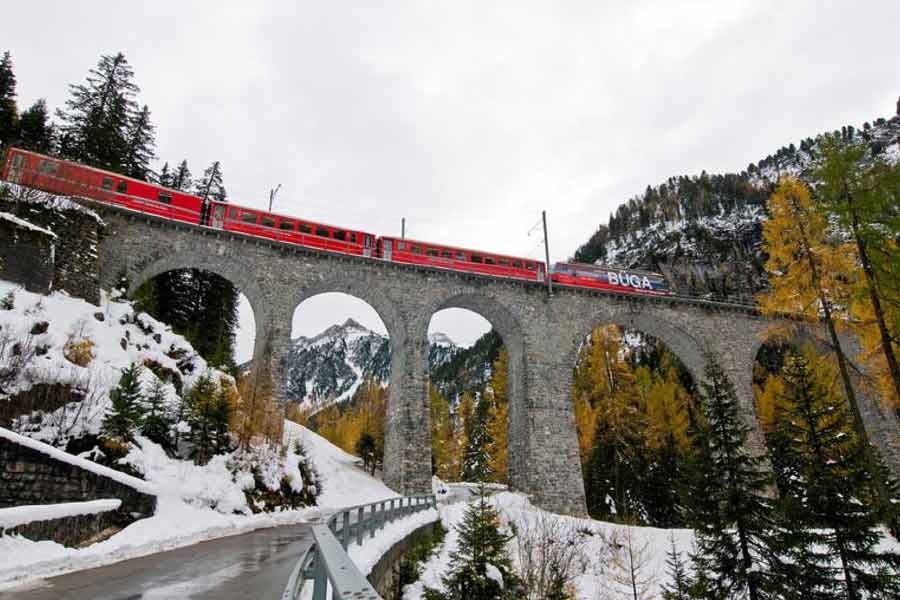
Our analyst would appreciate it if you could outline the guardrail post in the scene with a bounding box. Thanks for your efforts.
[341,510,351,550]
[356,506,364,546]
[312,548,327,600]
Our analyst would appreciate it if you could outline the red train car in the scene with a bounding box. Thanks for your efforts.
[1,147,203,224]
[550,261,672,295]
[209,201,376,256]
[378,236,545,281]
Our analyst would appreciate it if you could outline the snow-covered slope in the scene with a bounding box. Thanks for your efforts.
[0,420,398,586]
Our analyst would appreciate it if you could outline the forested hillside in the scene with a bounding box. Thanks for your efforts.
[572,103,900,301]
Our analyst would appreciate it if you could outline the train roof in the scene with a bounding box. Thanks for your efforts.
[211,200,375,235]
[553,261,665,279]
[380,235,542,264]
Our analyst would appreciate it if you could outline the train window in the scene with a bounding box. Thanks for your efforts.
[471,254,483,263]
[411,245,423,254]
[484,257,495,265]
[102,177,113,191]
[398,241,406,250]
[241,212,258,224]
[299,223,311,234]
[262,216,275,228]
[512,261,522,268]
[228,208,238,219]
[38,160,58,175]
[499,259,509,266]
[350,233,357,243]
[279,220,294,230]
[316,227,329,237]
[426,248,438,257]
[333,230,346,241]
[456,251,465,260]
[117,180,128,194]
[526,263,536,271]
[441,250,452,259]
[158,192,172,204]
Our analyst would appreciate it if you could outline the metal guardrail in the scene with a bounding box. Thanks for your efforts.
[282,494,437,600]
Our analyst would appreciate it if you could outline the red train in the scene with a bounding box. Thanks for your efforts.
[0,147,671,296]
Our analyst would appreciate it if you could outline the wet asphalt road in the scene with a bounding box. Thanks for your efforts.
[0,524,312,600]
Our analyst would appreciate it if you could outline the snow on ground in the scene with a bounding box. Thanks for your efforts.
[405,491,693,600]
[0,420,398,587]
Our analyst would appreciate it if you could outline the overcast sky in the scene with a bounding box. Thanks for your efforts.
[7,1,899,359]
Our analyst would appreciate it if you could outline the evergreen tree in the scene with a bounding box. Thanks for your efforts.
[157,162,172,188]
[57,52,139,172]
[294,439,322,503]
[771,354,900,599]
[18,99,54,153]
[688,357,775,600]
[122,104,155,180]
[184,373,219,465]
[211,382,234,455]
[171,159,192,191]
[462,395,493,483]
[195,161,226,201]
[424,485,522,600]
[0,51,18,148]
[101,363,146,443]
[661,534,693,600]
[140,377,173,450]
[355,432,377,474]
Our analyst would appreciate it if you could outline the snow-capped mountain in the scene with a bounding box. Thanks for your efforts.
[284,320,488,411]
[572,106,900,302]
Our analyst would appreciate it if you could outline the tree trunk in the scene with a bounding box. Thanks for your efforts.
[846,191,900,404]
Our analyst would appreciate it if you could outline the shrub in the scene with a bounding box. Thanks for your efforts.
[1,291,15,310]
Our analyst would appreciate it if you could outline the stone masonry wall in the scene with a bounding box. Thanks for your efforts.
[0,187,104,304]
[0,437,157,545]
[0,215,55,295]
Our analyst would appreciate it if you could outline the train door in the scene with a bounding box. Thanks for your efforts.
[211,204,226,229]
[363,234,375,258]
[381,238,391,261]
[537,263,546,282]
[7,152,25,183]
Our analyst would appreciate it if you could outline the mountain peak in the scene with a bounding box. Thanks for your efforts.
[428,331,457,347]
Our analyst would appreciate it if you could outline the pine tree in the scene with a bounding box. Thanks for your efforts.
[101,363,146,443]
[184,373,219,465]
[157,162,172,188]
[294,439,322,503]
[463,395,493,483]
[211,382,234,455]
[772,354,900,599]
[195,161,226,201]
[425,485,522,599]
[18,99,54,153]
[688,357,775,600]
[122,104,155,180]
[661,534,692,600]
[171,159,192,191]
[0,51,18,148]
[57,52,139,172]
[140,377,173,450]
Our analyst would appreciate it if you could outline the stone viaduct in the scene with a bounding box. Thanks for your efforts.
[87,202,900,517]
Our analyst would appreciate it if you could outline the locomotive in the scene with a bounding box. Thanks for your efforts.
[1,147,671,296]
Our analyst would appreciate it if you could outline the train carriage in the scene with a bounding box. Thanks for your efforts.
[210,201,376,256]
[550,261,672,295]
[378,236,545,281]
[1,147,203,224]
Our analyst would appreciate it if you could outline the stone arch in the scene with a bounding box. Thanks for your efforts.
[126,255,270,362]
[750,323,900,476]
[422,290,528,490]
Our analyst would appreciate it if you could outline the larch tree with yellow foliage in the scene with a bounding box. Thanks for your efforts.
[486,349,509,484]
[757,176,880,474]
